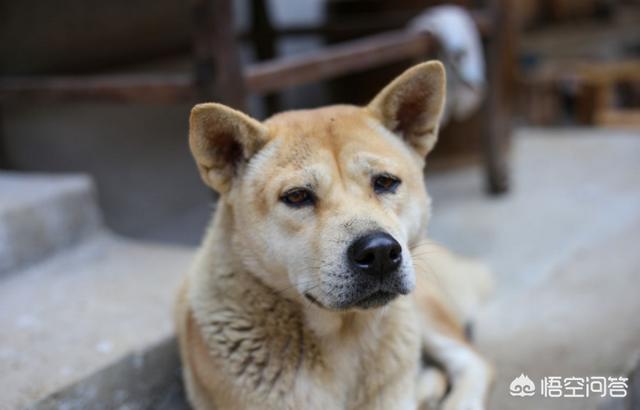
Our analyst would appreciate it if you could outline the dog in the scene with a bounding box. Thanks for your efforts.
[175,61,494,410]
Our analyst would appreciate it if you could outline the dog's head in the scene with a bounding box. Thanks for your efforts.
[190,62,445,310]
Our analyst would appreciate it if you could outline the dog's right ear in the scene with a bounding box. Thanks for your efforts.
[189,103,270,193]
[367,61,445,157]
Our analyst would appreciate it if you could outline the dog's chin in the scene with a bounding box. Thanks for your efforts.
[304,290,399,311]
[352,290,399,309]
[302,269,415,311]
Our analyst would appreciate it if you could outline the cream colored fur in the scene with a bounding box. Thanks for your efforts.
[176,61,494,410]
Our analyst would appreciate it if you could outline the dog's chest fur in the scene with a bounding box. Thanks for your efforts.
[189,265,422,409]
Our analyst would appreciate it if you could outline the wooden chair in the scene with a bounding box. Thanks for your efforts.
[0,0,513,194]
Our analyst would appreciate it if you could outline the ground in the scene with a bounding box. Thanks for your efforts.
[1,127,639,409]
[427,127,640,410]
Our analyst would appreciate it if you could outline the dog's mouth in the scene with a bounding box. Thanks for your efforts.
[304,289,398,310]
[304,292,325,308]
[353,290,398,309]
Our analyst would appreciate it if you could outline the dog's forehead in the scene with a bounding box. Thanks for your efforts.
[263,105,398,166]
[264,104,365,128]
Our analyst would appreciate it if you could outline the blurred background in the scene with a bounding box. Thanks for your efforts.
[0,0,639,409]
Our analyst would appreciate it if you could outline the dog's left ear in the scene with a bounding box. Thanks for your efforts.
[367,61,446,157]
[189,103,270,193]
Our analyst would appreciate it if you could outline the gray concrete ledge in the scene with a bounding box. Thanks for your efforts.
[0,232,193,409]
[32,337,189,410]
[0,172,102,276]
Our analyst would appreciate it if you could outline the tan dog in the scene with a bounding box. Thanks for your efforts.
[175,61,494,410]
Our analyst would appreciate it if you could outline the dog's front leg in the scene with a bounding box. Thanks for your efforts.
[421,329,493,410]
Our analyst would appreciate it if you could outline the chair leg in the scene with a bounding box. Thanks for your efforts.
[191,0,247,110]
[0,106,8,169]
[483,0,515,195]
[250,0,281,116]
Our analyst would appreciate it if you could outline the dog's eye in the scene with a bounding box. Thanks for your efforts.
[373,174,401,194]
[281,188,315,207]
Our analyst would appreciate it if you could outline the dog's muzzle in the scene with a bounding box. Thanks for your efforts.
[345,231,404,309]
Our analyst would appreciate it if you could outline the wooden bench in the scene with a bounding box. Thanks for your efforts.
[0,0,514,194]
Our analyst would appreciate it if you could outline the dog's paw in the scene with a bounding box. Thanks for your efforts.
[416,368,448,410]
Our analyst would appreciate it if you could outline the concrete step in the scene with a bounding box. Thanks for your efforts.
[32,337,189,410]
[9,129,640,410]
[0,231,193,409]
[0,172,102,276]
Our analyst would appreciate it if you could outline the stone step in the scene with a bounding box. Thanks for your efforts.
[11,129,640,410]
[0,231,193,409]
[0,172,102,276]
[32,337,189,410]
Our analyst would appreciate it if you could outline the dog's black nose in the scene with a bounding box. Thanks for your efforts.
[348,232,402,278]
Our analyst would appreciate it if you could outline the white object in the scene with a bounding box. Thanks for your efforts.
[411,5,486,123]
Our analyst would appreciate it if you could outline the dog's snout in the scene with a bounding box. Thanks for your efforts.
[348,232,402,278]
